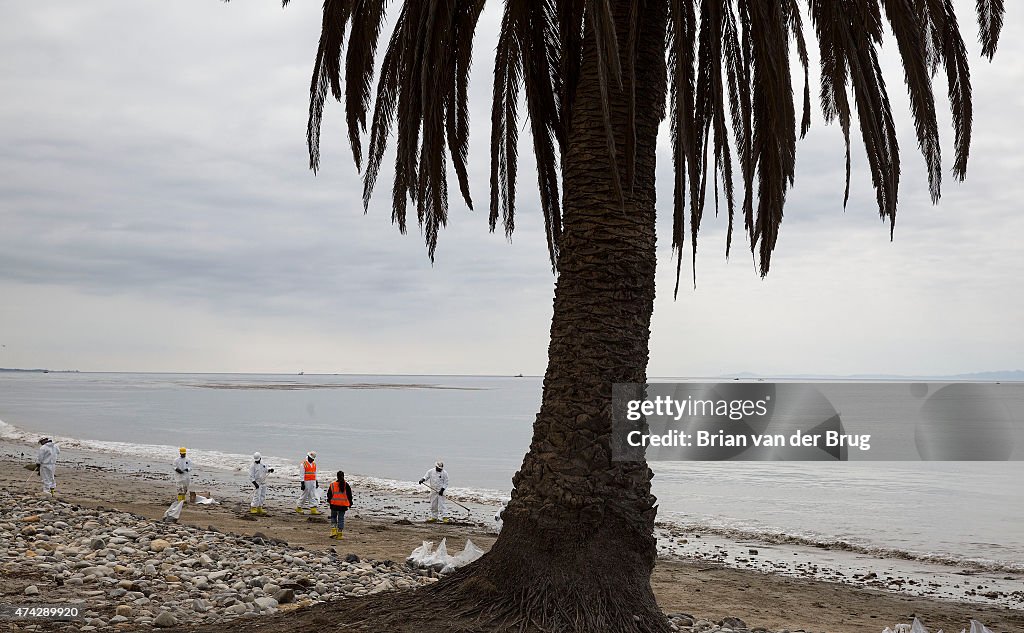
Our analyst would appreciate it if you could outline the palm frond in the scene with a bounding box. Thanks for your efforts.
[661,0,1005,285]
[976,0,1004,59]
[284,0,1004,276]
[746,1,797,275]
[489,0,570,266]
[883,0,941,203]
[667,0,700,294]
[304,0,483,261]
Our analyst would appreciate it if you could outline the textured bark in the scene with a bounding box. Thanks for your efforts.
[425,1,671,631]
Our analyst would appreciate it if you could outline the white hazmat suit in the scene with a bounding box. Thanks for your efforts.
[421,465,449,520]
[295,453,319,513]
[249,458,270,510]
[36,440,59,495]
[172,454,192,500]
[163,451,193,522]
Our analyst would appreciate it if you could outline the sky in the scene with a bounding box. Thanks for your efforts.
[0,1,1022,377]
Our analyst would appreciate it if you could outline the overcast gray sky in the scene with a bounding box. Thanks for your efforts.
[1,1,1021,376]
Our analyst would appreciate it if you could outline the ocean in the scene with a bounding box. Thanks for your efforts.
[1,371,1021,574]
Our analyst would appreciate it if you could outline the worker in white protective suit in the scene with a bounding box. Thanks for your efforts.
[248,452,274,515]
[418,460,449,523]
[295,451,320,515]
[172,447,192,503]
[35,437,60,496]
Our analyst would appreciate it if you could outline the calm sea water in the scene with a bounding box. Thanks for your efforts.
[1,372,1021,571]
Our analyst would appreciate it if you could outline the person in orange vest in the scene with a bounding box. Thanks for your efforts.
[295,451,320,515]
[326,470,354,539]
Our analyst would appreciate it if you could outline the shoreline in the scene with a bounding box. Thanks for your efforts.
[0,444,1021,632]
[3,433,1021,609]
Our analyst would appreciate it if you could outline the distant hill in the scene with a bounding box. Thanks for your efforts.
[716,370,1024,381]
[0,368,78,373]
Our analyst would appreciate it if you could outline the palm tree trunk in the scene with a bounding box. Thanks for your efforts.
[436,2,670,631]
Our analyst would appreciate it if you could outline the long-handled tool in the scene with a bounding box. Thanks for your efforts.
[420,482,471,519]
[22,463,39,492]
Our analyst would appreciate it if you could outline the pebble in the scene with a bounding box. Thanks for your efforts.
[1,488,789,632]
[254,597,278,610]
[0,488,437,630]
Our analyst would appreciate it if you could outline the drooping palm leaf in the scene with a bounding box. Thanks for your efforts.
[289,0,1004,282]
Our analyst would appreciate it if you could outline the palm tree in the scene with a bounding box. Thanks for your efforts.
[240,1,1005,631]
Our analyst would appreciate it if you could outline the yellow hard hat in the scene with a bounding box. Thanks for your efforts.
[179,447,187,454]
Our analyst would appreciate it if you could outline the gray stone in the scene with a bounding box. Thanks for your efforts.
[153,611,177,628]
[254,597,278,610]
[23,585,39,595]
[720,617,747,630]
[272,588,295,604]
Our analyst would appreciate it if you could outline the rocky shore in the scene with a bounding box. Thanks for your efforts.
[2,489,438,630]
[2,448,1020,633]
[2,489,819,633]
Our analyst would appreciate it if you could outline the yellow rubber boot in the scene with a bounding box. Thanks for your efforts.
[309,507,320,515]
[330,528,338,538]
[249,507,259,514]
[257,507,267,515]
[295,507,304,514]
[177,494,186,502]
[337,530,343,540]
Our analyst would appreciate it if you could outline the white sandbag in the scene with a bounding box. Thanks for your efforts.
[911,618,929,633]
[407,538,484,574]
[969,620,993,633]
[452,539,485,566]
[163,499,184,520]
[194,495,219,505]
[406,541,436,566]
[424,538,449,567]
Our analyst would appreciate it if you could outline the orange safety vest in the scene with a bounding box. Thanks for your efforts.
[302,460,317,481]
[328,481,351,507]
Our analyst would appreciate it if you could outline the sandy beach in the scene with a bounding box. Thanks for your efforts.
[2,444,1021,633]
